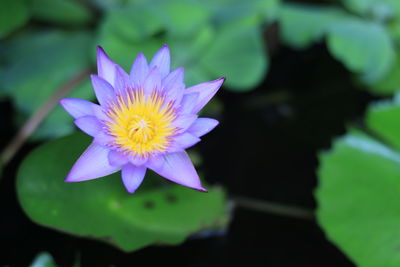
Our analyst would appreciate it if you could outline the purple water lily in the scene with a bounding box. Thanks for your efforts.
[60,45,224,193]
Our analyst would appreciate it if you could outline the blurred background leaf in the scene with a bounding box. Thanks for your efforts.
[316,98,400,267]
[96,0,271,91]
[280,4,345,49]
[341,0,400,21]
[1,30,93,139]
[0,0,29,38]
[326,18,395,84]
[17,133,229,252]
[28,0,93,26]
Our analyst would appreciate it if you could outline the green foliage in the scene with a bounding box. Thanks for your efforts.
[28,0,93,26]
[96,0,272,91]
[280,4,345,49]
[327,19,395,83]
[279,2,400,95]
[341,0,400,20]
[1,30,93,139]
[316,98,400,266]
[199,19,267,90]
[0,0,29,38]
[17,133,229,252]
[371,56,400,95]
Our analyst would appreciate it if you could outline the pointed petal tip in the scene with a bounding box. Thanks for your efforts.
[196,186,208,192]
[217,77,226,84]
[59,98,67,108]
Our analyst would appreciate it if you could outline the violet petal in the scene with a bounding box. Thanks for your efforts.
[179,93,199,114]
[97,46,117,87]
[169,133,200,152]
[59,98,97,119]
[185,78,225,113]
[121,164,147,193]
[188,118,219,137]
[65,142,120,182]
[143,67,162,95]
[150,44,170,78]
[108,150,129,166]
[114,65,130,97]
[147,151,207,191]
[130,52,149,87]
[74,116,103,137]
[173,114,198,133]
[91,75,116,107]
[129,155,148,166]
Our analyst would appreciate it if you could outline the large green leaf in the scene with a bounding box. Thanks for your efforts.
[341,0,400,20]
[279,4,345,49]
[17,133,229,252]
[326,19,395,83]
[370,55,400,95]
[366,96,400,150]
[2,30,93,139]
[316,99,400,266]
[28,0,93,26]
[0,0,29,38]
[152,0,211,36]
[200,18,268,91]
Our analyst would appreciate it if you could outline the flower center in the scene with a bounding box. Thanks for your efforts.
[105,89,176,157]
[128,116,155,142]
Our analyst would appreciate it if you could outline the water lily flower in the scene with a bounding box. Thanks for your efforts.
[60,45,224,193]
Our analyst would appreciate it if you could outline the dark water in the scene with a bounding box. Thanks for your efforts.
[0,44,370,266]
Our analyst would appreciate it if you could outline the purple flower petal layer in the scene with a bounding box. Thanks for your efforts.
[59,98,96,119]
[163,67,185,104]
[143,67,162,95]
[129,155,148,166]
[173,114,197,133]
[169,133,200,151]
[108,150,129,166]
[114,65,130,97]
[150,44,170,78]
[130,52,149,87]
[97,46,117,87]
[121,164,146,193]
[179,93,199,114]
[188,118,219,137]
[91,75,116,107]
[185,78,225,113]
[94,132,114,146]
[66,142,120,182]
[148,151,207,192]
[92,105,112,123]
[74,116,103,137]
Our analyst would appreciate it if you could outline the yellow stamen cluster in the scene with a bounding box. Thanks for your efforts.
[105,89,177,157]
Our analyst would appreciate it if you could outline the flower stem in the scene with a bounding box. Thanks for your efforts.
[0,68,92,167]
[233,196,314,220]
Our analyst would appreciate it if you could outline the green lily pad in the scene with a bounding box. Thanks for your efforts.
[341,0,400,20]
[17,133,229,252]
[29,0,93,26]
[200,17,268,91]
[279,4,345,49]
[316,98,400,266]
[0,0,29,38]
[2,30,93,139]
[326,18,395,83]
[370,55,400,95]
